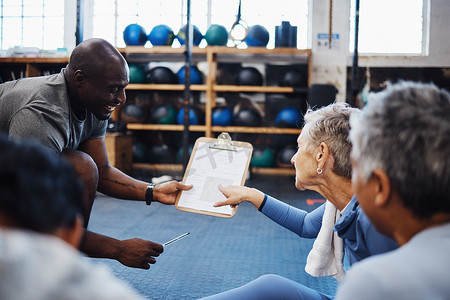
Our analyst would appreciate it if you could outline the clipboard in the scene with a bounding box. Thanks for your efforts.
[175,132,253,218]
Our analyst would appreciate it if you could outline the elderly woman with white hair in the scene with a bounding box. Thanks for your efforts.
[335,81,450,300]
[201,102,397,300]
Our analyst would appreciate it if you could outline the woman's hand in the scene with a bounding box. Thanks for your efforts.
[214,184,265,209]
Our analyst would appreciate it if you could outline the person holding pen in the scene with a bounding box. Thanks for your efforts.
[201,102,397,300]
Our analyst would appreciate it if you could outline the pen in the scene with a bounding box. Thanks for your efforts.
[163,232,190,247]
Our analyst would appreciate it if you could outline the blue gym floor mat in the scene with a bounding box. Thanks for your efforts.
[87,175,338,299]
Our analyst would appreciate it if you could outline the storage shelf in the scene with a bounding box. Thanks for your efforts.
[133,163,296,176]
[126,123,301,135]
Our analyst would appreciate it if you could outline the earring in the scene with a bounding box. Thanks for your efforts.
[316,168,323,175]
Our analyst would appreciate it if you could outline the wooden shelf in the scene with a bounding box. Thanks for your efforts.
[126,83,207,91]
[132,163,295,176]
[0,57,68,63]
[126,123,301,135]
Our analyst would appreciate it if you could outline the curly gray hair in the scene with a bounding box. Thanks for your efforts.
[302,102,360,179]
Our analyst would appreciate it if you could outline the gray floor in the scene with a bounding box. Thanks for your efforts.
[87,174,337,299]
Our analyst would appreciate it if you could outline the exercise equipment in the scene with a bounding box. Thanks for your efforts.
[148,144,176,164]
[229,0,249,46]
[276,145,297,167]
[308,84,338,109]
[148,104,177,124]
[148,24,175,46]
[245,25,270,47]
[251,147,276,168]
[280,69,304,87]
[175,144,194,164]
[236,67,263,86]
[120,103,147,123]
[233,107,262,127]
[212,106,233,126]
[177,25,203,46]
[275,107,303,128]
[275,21,297,48]
[177,65,203,85]
[146,66,178,84]
[133,142,148,163]
[204,24,228,46]
[177,107,203,125]
[128,64,146,84]
[123,24,147,46]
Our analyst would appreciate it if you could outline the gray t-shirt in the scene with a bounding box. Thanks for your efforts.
[335,223,450,300]
[0,69,107,152]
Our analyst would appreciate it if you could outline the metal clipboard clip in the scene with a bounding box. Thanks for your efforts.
[209,132,237,151]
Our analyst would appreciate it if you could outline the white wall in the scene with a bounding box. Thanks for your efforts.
[309,0,450,102]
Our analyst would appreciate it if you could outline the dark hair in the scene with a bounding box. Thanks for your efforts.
[0,134,84,233]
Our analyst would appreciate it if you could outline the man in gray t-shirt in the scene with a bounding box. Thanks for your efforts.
[0,38,192,270]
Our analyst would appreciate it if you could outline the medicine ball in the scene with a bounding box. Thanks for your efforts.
[148,104,177,124]
[123,24,148,46]
[177,65,203,85]
[121,103,147,123]
[146,67,178,84]
[251,147,276,168]
[233,108,262,127]
[275,107,303,128]
[245,25,270,47]
[177,25,203,46]
[175,144,194,164]
[236,67,263,86]
[276,145,297,167]
[133,142,148,163]
[177,107,203,125]
[128,64,146,84]
[212,106,233,126]
[148,24,175,46]
[280,69,305,87]
[148,144,176,164]
[204,24,228,46]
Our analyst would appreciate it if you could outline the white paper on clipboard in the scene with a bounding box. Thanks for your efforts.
[175,133,253,218]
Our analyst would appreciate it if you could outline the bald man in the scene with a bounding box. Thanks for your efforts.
[0,38,192,269]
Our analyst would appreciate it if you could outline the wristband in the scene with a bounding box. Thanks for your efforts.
[145,184,156,205]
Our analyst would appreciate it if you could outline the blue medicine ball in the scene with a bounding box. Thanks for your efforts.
[148,24,175,46]
[275,107,303,128]
[123,24,148,46]
[177,107,202,125]
[177,65,203,85]
[212,106,233,126]
[177,25,203,46]
[245,25,270,47]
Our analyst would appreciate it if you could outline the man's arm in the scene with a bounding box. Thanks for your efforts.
[78,138,192,203]
[81,229,162,269]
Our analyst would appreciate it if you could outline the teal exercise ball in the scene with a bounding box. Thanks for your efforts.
[177,25,203,46]
[123,24,148,46]
[148,24,175,46]
[128,64,146,84]
[205,24,228,46]
[251,148,276,168]
[245,25,270,47]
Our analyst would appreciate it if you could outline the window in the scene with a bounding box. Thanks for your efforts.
[349,0,427,54]
[91,0,309,49]
[0,0,64,51]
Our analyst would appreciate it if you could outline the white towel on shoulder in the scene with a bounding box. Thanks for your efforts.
[305,200,345,281]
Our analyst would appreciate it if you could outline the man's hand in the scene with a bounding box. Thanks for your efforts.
[117,238,164,269]
[153,181,193,205]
